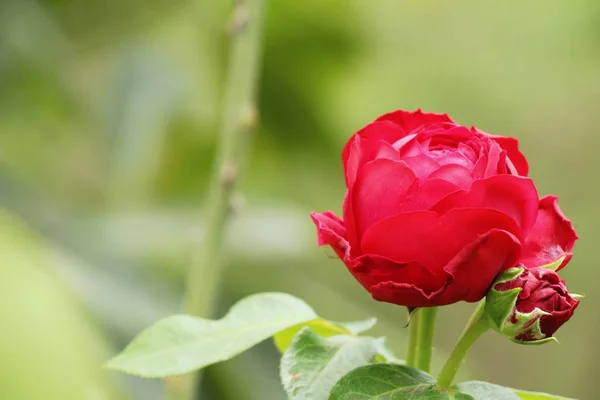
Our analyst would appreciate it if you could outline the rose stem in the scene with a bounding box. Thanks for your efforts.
[405,309,421,367]
[436,300,490,388]
[166,1,265,400]
[414,306,438,373]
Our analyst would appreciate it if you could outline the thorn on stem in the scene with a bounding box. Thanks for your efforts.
[220,163,238,188]
[239,103,258,132]
[228,0,249,35]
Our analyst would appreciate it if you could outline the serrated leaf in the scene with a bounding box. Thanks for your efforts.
[514,389,576,400]
[328,363,473,399]
[455,381,520,400]
[105,292,317,377]
[280,328,380,400]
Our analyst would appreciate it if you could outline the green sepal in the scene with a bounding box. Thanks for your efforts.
[540,255,567,271]
[485,267,524,331]
[485,267,557,344]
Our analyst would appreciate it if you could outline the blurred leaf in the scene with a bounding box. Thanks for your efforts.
[280,328,380,400]
[514,390,576,400]
[328,363,472,400]
[0,210,122,400]
[106,292,317,377]
[455,382,520,400]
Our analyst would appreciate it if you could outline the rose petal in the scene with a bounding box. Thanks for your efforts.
[342,191,359,254]
[360,208,521,272]
[398,179,462,212]
[427,164,474,189]
[369,281,447,308]
[489,134,529,176]
[540,302,579,336]
[519,196,578,270]
[352,159,418,238]
[432,175,539,236]
[310,211,349,260]
[439,229,521,303]
[435,151,474,169]
[484,141,502,177]
[458,142,478,163]
[375,109,455,133]
[342,122,404,187]
[349,255,447,302]
[402,154,440,179]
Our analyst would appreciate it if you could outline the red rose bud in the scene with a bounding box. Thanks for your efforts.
[485,266,580,344]
[311,109,578,308]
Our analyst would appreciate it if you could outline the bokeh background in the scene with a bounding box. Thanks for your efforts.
[1,0,598,399]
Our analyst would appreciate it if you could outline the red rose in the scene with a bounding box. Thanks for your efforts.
[489,267,579,342]
[311,109,578,308]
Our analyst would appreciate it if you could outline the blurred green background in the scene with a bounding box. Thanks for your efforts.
[0,0,597,399]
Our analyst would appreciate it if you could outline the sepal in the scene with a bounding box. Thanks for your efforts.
[485,267,558,345]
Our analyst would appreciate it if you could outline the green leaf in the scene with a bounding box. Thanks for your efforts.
[514,389,576,400]
[455,381,520,400]
[105,292,317,377]
[372,337,404,364]
[340,317,378,335]
[328,363,473,399]
[280,328,381,400]
[274,317,377,353]
[274,319,351,353]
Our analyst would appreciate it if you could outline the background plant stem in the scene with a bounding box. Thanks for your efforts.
[405,309,420,367]
[414,307,437,373]
[166,1,265,399]
[437,301,489,388]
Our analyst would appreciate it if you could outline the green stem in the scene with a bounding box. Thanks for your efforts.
[437,301,490,388]
[415,307,437,373]
[167,1,265,399]
[405,309,421,368]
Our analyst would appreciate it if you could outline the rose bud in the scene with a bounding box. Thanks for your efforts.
[485,266,580,344]
[311,109,578,308]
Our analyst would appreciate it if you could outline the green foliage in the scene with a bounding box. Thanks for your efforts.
[274,317,377,352]
[329,363,473,399]
[514,390,576,400]
[455,382,520,400]
[280,327,381,400]
[274,319,352,353]
[105,292,317,377]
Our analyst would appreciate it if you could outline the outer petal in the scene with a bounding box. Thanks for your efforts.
[360,208,521,273]
[376,109,456,133]
[342,121,404,187]
[519,196,578,270]
[358,229,521,307]
[437,229,521,304]
[540,302,579,336]
[351,159,418,238]
[310,211,349,260]
[432,175,539,236]
[349,255,447,306]
[369,281,447,308]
